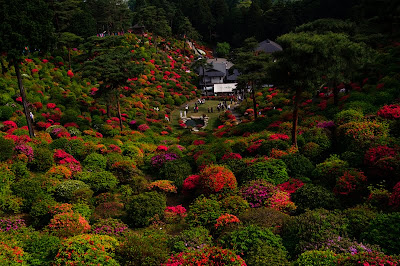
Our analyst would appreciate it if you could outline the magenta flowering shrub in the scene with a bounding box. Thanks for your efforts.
[317,121,335,129]
[138,124,150,132]
[14,144,34,162]
[164,205,187,223]
[0,217,26,232]
[150,153,179,168]
[53,149,81,174]
[241,180,279,208]
[92,218,129,236]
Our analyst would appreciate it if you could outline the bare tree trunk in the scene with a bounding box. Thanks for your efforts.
[14,62,35,138]
[292,87,302,147]
[252,81,257,119]
[117,91,123,131]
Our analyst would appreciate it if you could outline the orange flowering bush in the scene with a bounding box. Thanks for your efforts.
[0,241,27,264]
[334,169,368,196]
[47,211,91,238]
[45,165,72,180]
[147,180,177,193]
[199,165,237,194]
[215,213,240,229]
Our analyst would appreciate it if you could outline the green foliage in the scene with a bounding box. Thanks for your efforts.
[282,209,348,257]
[115,230,170,265]
[23,232,61,266]
[335,109,364,125]
[0,105,14,120]
[294,250,336,266]
[28,147,54,172]
[126,191,166,227]
[11,177,49,211]
[54,234,119,266]
[292,184,340,213]
[239,207,290,231]
[259,139,290,156]
[281,154,315,179]
[29,197,56,229]
[72,202,93,220]
[160,158,192,189]
[344,205,378,241]
[312,155,349,188]
[0,136,14,161]
[171,226,213,253]
[219,225,286,258]
[220,195,249,216]
[361,212,400,255]
[83,153,107,171]
[55,180,90,201]
[11,161,29,179]
[240,159,289,185]
[79,171,119,193]
[246,244,290,266]
[186,195,222,227]
[216,42,230,57]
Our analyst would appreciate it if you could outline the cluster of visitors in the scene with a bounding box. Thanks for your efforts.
[216,101,230,112]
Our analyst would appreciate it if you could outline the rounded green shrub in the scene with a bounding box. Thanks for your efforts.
[28,147,54,172]
[361,212,400,255]
[292,184,340,213]
[0,136,14,161]
[239,207,290,231]
[83,153,107,171]
[312,155,348,188]
[246,244,290,266]
[259,139,290,156]
[294,250,336,266]
[23,232,61,266]
[219,224,286,258]
[0,105,14,120]
[186,195,222,227]
[344,205,377,240]
[160,158,192,189]
[240,159,289,185]
[281,154,315,179]
[55,180,90,201]
[115,230,170,265]
[126,191,166,228]
[335,109,364,125]
[79,171,119,193]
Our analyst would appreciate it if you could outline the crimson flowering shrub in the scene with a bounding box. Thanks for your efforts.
[163,246,246,266]
[364,145,397,166]
[138,124,150,132]
[199,165,237,194]
[47,211,91,238]
[377,104,400,119]
[389,182,400,210]
[164,205,187,223]
[182,174,200,194]
[92,218,129,236]
[221,152,242,161]
[278,178,305,194]
[335,251,400,265]
[214,213,240,229]
[54,234,119,266]
[334,169,368,196]
[53,149,81,174]
[193,139,205,145]
[269,133,289,140]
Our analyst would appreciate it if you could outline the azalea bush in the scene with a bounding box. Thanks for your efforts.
[186,195,222,227]
[54,234,119,266]
[164,246,246,266]
[295,250,336,266]
[199,165,237,194]
[292,184,340,213]
[171,226,213,252]
[47,211,91,238]
[91,218,129,236]
[240,159,289,185]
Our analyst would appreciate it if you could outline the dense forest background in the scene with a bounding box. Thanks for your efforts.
[49,0,400,47]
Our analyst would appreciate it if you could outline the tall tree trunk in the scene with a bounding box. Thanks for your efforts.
[333,82,339,106]
[15,62,35,138]
[252,81,257,119]
[292,87,302,147]
[116,93,123,131]
[68,47,71,70]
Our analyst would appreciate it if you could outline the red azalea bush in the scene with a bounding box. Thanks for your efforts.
[377,104,400,119]
[334,169,368,196]
[278,178,305,194]
[53,149,81,174]
[164,205,187,223]
[47,103,56,109]
[269,133,290,141]
[199,165,237,194]
[221,152,242,161]
[156,145,169,152]
[336,251,400,265]
[193,139,205,145]
[182,174,201,192]
[2,121,17,132]
[147,180,177,193]
[364,145,397,166]
[163,246,246,266]
[138,124,150,132]
[389,182,400,210]
[215,213,240,229]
